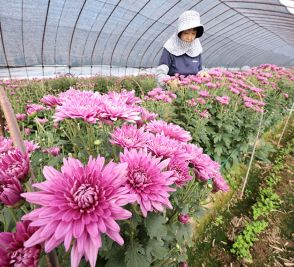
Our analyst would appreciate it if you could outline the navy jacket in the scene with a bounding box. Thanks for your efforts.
[159,48,202,76]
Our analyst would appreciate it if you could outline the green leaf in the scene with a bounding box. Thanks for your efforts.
[173,223,193,245]
[47,155,63,167]
[215,146,223,156]
[145,213,167,239]
[146,238,169,261]
[125,242,150,267]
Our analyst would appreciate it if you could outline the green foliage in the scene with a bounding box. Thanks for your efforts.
[252,188,281,220]
[231,220,268,261]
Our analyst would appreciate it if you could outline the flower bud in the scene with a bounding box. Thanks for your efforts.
[178,214,190,224]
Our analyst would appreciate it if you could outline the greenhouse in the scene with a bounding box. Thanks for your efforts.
[0,1,293,266]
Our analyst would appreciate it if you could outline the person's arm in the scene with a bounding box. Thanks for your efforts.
[156,48,172,86]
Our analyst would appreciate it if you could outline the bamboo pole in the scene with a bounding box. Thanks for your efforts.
[0,86,25,153]
[277,102,294,148]
[239,81,264,199]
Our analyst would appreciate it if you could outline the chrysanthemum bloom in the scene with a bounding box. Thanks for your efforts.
[212,175,230,192]
[0,136,13,153]
[16,113,27,121]
[110,124,150,149]
[40,94,61,107]
[167,158,192,187]
[0,221,41,267]
[199,110,210,118]
[21,157,136,267]
[183,144,225,185]
[54,90,102,124]
[108,90,142,105]
[120,148,175,217]
[42,146,61,157]
[0,148,30,181]
[24,128,31,136]
[135,106,158,127]
[198,90,210,97]
[26,104,46,116]
[146,120,192,142]
[35,117,49,124]
[24,140,40,156]
[0,177,23,206]
[97,95,141,123]
[146,134,189,160]
[215,96,230,105]
[196,97,206,105]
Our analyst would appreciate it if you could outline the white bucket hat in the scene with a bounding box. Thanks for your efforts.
[177,10,204,38]
[163,10,204,57]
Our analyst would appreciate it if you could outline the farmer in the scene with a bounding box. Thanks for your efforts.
[156,10,205,87]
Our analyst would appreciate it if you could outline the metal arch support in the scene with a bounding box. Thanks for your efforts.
[41,0,51,77]
[203,22,259,56]
[206,33,282,67]
[80,0,108,75]
[218,0,293,47]
[90,0,123,68]
[53,0,67,75]
[237,10,294,20]
[68,0,87,72]
[109,0,152,75]
[21,0,29,79]
[0,21,11,79]
[204,26,269,64]
[121,1,175,71]
[124,1,182,68]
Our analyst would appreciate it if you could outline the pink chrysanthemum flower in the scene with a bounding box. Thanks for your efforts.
[135,106,158,127]
[215,96,230,105]
[110,124,150,149]
[54,90,102,124]
[98,95,141,123]
[167,158,193,187]
[35,117,49,124]
[108,90,142,105]
[40,94,61,107]
[146,120,192,142]
[42,146,61,157]
[212,175,230,192]
[26,104,46,115]
[0,136,13,153]
[0,221,41,267]
[0,177,24,206]
[16,113,27,121]
[0,148,30,181]
[198,90,210,97]
[120,148,175,217]
[183,144,224,183]
[146,134,189,160]
[24,140,40,156]
[21,157,136,267]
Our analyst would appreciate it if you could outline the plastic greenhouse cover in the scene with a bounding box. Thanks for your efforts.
[0,0,293,79]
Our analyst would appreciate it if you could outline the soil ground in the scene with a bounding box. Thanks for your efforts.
[188,127,294,267]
